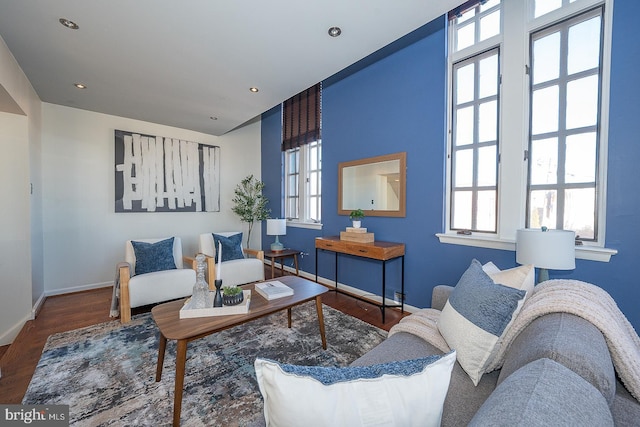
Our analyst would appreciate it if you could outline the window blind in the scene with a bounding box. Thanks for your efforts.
[282,83,321,151]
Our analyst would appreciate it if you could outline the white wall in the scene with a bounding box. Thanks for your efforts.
[41,104,262,294]
[0,35,42,346]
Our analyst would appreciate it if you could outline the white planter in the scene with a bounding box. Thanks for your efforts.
[352,220,361,228]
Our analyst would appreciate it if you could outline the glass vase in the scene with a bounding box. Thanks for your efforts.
[191,254,210,309]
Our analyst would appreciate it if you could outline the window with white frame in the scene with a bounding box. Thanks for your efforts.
[445,0,610,247]
[284,140,322,223]
[282,84,322,226]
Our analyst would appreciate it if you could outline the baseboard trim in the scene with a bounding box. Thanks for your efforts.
[44,281,113,297]
[264,260,418,314]
[31,292,46,319]
[0,313,32,347]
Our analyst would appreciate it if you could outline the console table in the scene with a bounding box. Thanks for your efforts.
[315,236,405,323]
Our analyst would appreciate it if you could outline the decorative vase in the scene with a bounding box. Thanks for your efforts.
[222,292,244,306]
[213,279,223,307]
[352,220,361,228]
[191,254,209,309]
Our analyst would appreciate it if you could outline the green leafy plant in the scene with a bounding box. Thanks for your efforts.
[349,209,365,220]
[222,285,243,296]
[231,175,271,248]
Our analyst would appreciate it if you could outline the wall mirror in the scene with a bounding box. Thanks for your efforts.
[338,152,406,217]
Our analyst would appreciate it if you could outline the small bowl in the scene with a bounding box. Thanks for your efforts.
[222,292,244,306]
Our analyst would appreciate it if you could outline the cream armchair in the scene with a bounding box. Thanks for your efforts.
[119,237,196,323]
[198,232,265,288]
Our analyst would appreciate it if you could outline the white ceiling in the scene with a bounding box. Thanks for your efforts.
[0,0,459,136]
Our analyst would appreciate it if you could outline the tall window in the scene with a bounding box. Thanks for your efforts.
[282,84,322,225]
[527,7,603,241]
[446,0,611,248]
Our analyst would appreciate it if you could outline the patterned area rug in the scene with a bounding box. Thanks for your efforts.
[23,302,387,426]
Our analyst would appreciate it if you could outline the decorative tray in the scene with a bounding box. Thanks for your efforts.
[179,290,251,319]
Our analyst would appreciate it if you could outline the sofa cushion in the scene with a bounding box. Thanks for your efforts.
[255,351,456,427]
[130,237,176,275]
[498,312,616,405]
[213,232,244,262]
[612,381,640,426]
[438,259,526,385]
[469,358,614,426]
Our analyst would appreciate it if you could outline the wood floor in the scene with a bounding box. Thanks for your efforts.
[0,267,408,404]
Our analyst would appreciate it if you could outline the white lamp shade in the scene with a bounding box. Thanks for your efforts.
[266,219,286,236]
[516,228,576,270]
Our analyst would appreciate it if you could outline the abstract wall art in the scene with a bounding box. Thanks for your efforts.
[115,130,220,213]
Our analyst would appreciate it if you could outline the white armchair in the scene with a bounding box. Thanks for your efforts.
[198,232,265,288]
[119,237,196,323]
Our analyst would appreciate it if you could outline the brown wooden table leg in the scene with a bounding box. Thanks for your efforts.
[315,296,327,350]
[173,339,188,427]
[294,254,299,276]
[270,257,275,279]
[279,258,285,276]
[287,307,292,328]
[156,332,167,381]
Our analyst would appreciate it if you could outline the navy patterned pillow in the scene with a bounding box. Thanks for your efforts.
[213,233,245,263]
[131,237,177,275]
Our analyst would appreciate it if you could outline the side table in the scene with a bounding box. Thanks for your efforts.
[264,249,301,279]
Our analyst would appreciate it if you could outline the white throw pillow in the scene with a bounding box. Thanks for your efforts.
[488,264,535,295]
[254,351,456,427]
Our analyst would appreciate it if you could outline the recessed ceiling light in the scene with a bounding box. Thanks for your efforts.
[249,87,259,93]
[210,116,218,120]
[74,83,87,89]
[328,26,342,37]
[59,18,79,30]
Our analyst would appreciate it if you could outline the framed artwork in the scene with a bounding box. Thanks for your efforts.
[115,130,220,212]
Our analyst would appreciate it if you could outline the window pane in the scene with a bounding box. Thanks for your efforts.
[456,63,475,104]
[457,8,476,24]
[529,189,557,229]
[309,171,318,196]
[479,100,497,142]
[566,75,598,129]
[287,197,298,219]
[478,146,497,186]
[534,0,562,18]
[288,150,298,174]
[454,149,474,187]
[455,107,474,146]
[531,85,559,134]
[452,191,472,229]
[479,54,498,98]
[481,0,500,12]
[480,10,500,41]
[288,175,297,196]
[309,197,318,221]
[476,190,497,231]
[568,16,601,75]
[457,23,475,51]
[565,133,596,183]
[530,137,558,185]
[309,144,318,168]
[564,188,595,239]
[533,32,560,84]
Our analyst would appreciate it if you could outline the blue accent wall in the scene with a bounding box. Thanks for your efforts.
[262,1,640,331]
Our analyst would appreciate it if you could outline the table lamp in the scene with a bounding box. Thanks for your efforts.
[267,219,286,252]
[516,227,575,284]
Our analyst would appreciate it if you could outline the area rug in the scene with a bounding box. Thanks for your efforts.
[23,302,387,426]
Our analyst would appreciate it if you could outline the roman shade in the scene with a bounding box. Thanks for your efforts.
[282,83,321,151]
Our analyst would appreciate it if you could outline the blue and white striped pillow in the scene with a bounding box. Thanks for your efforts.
[438,259,527,385]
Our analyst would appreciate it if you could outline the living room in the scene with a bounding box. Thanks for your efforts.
[1,0,640,424]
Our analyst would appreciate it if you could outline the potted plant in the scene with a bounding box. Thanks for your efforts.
[222,285,244,306]
[231,175,271,248]
[349,209,365,228]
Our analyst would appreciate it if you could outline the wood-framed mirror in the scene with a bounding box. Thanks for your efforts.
[338,152,406,217]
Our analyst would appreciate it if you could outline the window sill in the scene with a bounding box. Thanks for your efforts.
[286,220,323,231]
[435,233,617,263]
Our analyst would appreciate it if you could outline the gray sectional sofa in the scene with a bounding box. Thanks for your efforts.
[351,285,640,426]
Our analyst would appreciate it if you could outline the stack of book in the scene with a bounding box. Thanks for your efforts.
[340,227,374,243]
[255,280,294,300]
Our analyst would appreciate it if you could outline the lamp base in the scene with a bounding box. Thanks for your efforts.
[537,268,550,284]
[271,235,284,252]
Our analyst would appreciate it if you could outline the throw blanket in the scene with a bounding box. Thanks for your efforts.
[109,262,129,318]
[389,279,640,402]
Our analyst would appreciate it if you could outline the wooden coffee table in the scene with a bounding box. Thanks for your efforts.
[151,275,328,426]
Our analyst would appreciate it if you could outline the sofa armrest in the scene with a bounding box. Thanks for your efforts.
[244,248,265,261]
[432,285,454,311]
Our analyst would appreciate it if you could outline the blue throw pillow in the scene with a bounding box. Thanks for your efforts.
[213,233,244,263]
[131,237,177,275]
[438,259,527,385]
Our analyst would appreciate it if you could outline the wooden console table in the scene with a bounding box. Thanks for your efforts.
[315,236,405,323]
